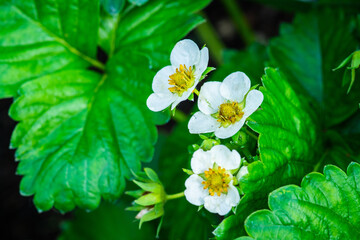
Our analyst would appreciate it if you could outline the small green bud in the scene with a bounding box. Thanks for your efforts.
[127,168,167,228]
[232,130,248,145]
[200,139,220,150]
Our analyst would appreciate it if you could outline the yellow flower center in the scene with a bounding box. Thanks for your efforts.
[168,64,195,96]
[202,166,231,196]
[216,101,244,128]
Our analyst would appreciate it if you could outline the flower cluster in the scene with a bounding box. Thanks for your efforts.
[145,39,263,216]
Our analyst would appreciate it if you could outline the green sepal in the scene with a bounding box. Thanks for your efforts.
[333,52,354,71]
[125,204,144,212]
[139,203,164,228]
[249,84,260,91]
[199,67,216,81]
[133,180,162,193]
[199,134,209,140]
[198,205,203,212]
[125,189,145,198]
[144,168,161,184]
[190,144,200,152]
[135,193,163,206]
[156,216,164,238]
[182,168,194,176]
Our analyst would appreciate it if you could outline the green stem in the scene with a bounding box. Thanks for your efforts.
[195,12,225,65]
[166,192,185,200]
[220,0,255,46]
[193,88,200,96]
[245,129,258,141]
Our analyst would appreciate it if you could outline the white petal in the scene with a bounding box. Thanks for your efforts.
[195,47,209,76]
[170,39,200,68]
[188,112,219,134]
[214,118,246,139]
[170,80,199,110]
[243,90,264,118]
[225,182,240,207]
[236,166,249,181]
[220,72,251,102]
[198,81,224,115]
[152,66,174,93]
[191,148,214,174]
[203,194,232,216]
[184,174,208,206]
[211,145,241,170]
[146,93,175,112]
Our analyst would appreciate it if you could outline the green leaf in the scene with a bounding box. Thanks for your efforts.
[128,0,148,6]
[0,0,100,98]
[10,54,157,212]
[101,0,125,15]
[114,0,211,68]
[214,68,321,239]
[58,201,154,240]
[2,0,209,212]
[269,10,360,126]
[239,162,360,240]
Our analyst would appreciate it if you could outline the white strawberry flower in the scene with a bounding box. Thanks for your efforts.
[146,39,209,111]
[188,71,263,139]
[184,145,241,216]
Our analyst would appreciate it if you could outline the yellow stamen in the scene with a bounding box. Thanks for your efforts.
[168,64,195,96]
[202,166,232,197]
[215,101,244,128]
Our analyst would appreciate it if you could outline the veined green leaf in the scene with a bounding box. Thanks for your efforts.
[114,0,211,68]
[214,68,321,239]
[10,53,157,212]
[239,162,360,240]
[269,10,360,126]
[0,0,100,98]
[2,0,209,212]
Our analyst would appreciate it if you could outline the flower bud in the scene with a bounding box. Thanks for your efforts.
[200,138,220,151]
[126,168,166,228]
[236,166,249,182]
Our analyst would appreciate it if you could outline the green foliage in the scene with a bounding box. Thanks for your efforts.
[239,162,360,240]
[58,201,154,240]
[269,10,360,126]
[1,0,210,212]
[214,67,321,239]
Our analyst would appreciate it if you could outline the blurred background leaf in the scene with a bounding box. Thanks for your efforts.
[58,200,154,240]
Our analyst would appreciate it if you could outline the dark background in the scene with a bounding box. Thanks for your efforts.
[0,1,291,239]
